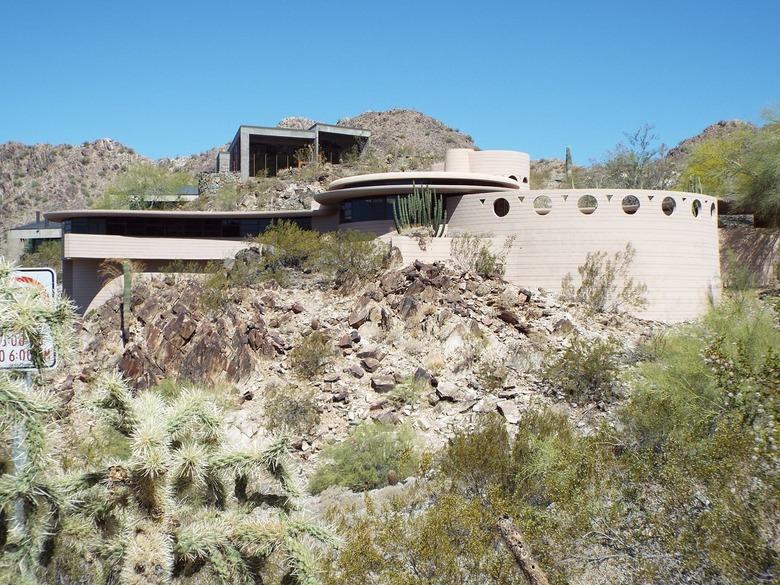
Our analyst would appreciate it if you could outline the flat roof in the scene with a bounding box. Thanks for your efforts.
[45,209,316,222]
[10,219,62,231]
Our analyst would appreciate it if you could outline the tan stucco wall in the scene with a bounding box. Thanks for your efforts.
[64,233,250,261]
[63,234,252,312]
[378,189,721,323]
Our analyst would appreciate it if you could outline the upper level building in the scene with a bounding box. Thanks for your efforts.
[218,123,370,181]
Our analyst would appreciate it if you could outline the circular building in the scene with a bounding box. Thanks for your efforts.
[313,149,720,323]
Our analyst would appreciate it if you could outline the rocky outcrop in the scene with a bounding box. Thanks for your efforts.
[74,258,656,476]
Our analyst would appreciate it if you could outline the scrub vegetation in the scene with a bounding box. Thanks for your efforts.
[326,294,780,584]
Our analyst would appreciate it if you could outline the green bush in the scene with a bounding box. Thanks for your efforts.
[288,331,335,378]
[263,384,320,436]
[542,336,622,403]
[309,423,419,494]
[255,220,321,271]
[561,243,647,314]
[314,230,387,289]
[18,240,62,279]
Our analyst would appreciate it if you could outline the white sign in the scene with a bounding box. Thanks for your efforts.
[0,268,58,370]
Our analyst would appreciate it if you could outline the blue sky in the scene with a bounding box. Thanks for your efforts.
[2,0,778,163]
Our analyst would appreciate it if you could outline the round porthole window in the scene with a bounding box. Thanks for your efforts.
[622,195,640,214]
[662,196,676,216]
[710,202,716,216]
[577,194,598,215]
[508,175,518,182]
[692,199,702,217]
[493,197,510,217]
[533,195,552,215]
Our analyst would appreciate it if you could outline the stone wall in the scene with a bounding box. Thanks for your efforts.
[720,227,780,287]
[198,171,241,198]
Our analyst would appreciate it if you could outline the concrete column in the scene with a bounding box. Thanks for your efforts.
[240,128,250,182]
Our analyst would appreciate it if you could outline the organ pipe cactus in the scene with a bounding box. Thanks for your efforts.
[391,184,447,237]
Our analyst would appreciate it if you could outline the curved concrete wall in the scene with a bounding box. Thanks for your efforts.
[442,149,530,188]
[361,189,719,323]
[447,189,720,322]
[466,151,530,188]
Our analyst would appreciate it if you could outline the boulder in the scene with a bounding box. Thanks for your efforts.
[496,399,520,424]
[347,363,365,379]
[436,383,477,403]
[361,357,381,372]
[371,375,395,393]
[348,298,371,328]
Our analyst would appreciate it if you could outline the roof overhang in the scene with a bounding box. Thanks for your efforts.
[45,209,317,222]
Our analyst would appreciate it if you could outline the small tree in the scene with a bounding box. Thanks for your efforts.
[595,125,675,190]
[91,164,193,210]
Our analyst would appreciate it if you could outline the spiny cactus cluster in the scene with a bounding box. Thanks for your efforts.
[0,258,76,584]
[53,373,334,585]
[687,174,703,194]
[0,258,333,585]
[391,185,447,236]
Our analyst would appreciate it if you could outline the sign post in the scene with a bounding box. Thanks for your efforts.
[3,267,58,540]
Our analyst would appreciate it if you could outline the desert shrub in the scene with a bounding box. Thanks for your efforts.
[387,376,426,408]
[325,489,521,585]
[314,230,387,288]
[542,336,622,403]
[288,331,335,378]
[263,384,320,436]
[309,423,419,494]
[616,296,780,582]
[90,164,193,209]
[475,355,510,392]
[255,220,321,270]
[450,233,515,279]
[212,184,242,210]
[18,240,62,278]
[561,243,647,314]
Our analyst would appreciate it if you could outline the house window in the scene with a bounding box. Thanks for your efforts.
[493,198,510,217]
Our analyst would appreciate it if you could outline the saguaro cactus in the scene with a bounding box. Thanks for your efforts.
[688,174,703,194]
[391,184,447,237]
[564,146,574,188]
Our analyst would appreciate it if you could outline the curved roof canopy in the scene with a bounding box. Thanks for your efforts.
[315,171,520,204]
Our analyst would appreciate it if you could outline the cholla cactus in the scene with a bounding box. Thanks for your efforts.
[59,372,334,585]
[0,257,76,584]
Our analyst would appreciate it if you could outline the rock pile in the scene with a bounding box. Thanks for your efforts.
[74,259,656,473]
